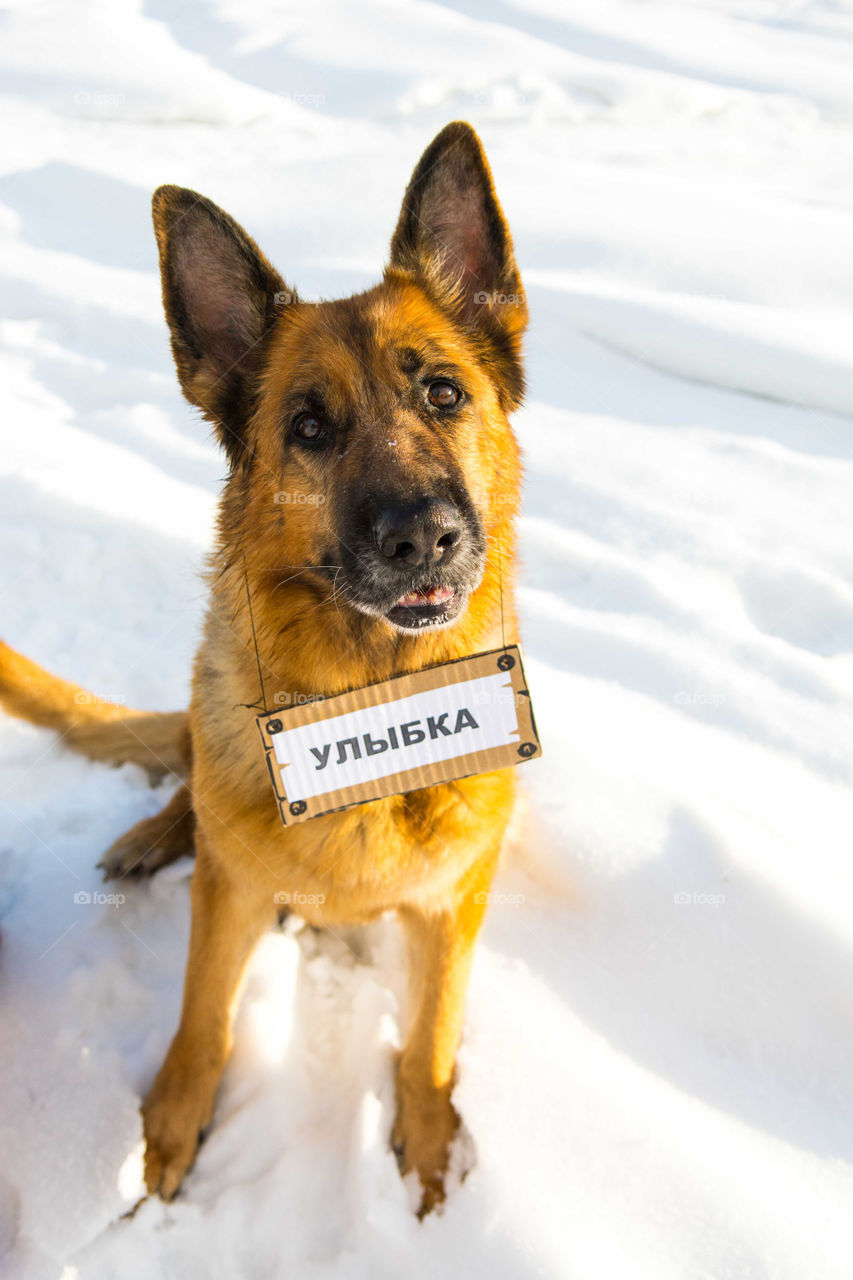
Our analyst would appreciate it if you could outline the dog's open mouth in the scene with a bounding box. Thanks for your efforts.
[385,584,459,630]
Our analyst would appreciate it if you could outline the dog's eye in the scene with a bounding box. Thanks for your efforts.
[427,380,460,409]
[292,411,326,442]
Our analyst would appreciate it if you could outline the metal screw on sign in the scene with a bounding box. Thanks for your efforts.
[266,719,283,734]
[497,653,515,671]
[518,742,536,758]
[289,800,307,816]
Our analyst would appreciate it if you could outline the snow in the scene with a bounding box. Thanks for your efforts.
[2,0,853,1275]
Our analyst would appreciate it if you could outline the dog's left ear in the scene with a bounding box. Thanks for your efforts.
[389,121,527,408]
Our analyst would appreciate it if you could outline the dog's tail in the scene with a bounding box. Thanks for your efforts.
[0,640,189,780]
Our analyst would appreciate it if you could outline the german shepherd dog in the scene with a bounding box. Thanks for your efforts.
[0,122,527,1216]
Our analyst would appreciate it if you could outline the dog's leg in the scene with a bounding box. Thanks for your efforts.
[142,831,273,1198]
[99,783,195,880]
[393,852,498,1217]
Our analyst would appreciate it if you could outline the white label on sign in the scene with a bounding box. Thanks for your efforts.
[270,670,519,801]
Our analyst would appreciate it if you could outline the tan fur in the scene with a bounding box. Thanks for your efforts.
[0,640,189,781]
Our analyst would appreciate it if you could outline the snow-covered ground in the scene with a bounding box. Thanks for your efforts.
[2,1,853,1275]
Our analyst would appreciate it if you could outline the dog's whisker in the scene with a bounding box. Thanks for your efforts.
[269,566,342,592]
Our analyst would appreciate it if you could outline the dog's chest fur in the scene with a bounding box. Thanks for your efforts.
[189,616,516,924]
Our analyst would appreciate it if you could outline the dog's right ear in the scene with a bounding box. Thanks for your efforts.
[152,186,292,468]
[389,122,527,410]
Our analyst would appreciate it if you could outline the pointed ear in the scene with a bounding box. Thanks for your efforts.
[389,121,527,408]
[152,186,293,467]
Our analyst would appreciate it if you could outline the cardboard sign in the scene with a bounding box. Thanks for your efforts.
[257,645,540,825]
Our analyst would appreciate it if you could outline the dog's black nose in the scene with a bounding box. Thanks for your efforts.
[375,498,462,568]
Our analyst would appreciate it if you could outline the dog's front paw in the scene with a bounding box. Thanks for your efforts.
[142,1062,213,1200]
[392,1077,459,1218]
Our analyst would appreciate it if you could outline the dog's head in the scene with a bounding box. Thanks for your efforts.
[152,122,526,636]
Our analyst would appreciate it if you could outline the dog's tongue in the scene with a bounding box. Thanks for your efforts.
[397,586,455,607]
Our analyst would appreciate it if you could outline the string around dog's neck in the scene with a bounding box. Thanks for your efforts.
[240,557,270,714]
[497,530,507,652]
[239,535,509,716]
